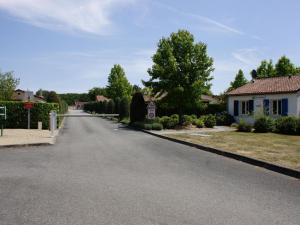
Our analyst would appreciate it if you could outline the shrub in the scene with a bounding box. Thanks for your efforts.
[0,101,59,129]
[190,114,198,125]
[296,118,300,134]
[275,116,298,135]
[182,115,193,126]
[237,120,252,132]
[202,114,216,128]
[130,92,146,123]
[143,123,152,130]
[195,118,204,128]
[216,112,235,126]
[119,97,130,120]
[107,99,115,114]
[152,123,163,130]
[120,118,130,125]
[132,121,144,129]
[254,116,274,133]
[159,115,179,129]
[114,97,121,114]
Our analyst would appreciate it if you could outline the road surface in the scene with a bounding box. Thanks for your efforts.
[0,112,299,225]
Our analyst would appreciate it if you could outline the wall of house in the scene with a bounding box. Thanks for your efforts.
[228,93,298,124]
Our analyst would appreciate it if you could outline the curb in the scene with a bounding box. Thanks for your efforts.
[136,127,300,179]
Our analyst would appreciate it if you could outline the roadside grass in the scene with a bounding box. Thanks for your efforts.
[165,131,300,171]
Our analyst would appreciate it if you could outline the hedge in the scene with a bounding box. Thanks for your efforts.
[0,101,60,129]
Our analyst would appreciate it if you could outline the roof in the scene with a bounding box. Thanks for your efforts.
[201,94,220,103]
[227,75,300,96]
[96,95,109,102]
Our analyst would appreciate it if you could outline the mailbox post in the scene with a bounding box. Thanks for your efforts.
[0,106,7,137]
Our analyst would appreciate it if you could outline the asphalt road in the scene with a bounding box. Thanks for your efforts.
[0,112,299,225]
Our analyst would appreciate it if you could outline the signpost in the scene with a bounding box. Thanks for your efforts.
[147,101,156,120]
[0,106,6,137]
[24,101,33,129]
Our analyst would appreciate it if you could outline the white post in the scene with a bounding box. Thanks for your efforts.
[49,111,57,137]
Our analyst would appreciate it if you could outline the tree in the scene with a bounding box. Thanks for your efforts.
[119,97,130,120]
[46,91,60,103]
[107,99,115,114]
[130,92,146,123]
[256,60,276,78]
[132,84,142,94]
[229,69,248,90]
[0,71,20,101]
[106,65,132,100]
[88,87,107,101]
[143,30,214,121]
[275,56,298,76]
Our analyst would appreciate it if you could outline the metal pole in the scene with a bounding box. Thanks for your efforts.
[28,108,31,129]
[1,124,3,137]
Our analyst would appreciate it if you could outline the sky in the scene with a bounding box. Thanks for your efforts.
[0,0,300,94]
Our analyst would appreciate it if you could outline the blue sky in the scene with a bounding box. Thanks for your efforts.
[0,0,300,94]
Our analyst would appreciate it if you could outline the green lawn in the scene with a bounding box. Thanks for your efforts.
[166,131,300,171]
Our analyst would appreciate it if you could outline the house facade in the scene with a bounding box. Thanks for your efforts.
[12,89,46,103]
[227,76,300,124]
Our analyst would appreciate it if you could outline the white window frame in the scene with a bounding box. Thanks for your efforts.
[272,99,282,115]
[240,100,250,115]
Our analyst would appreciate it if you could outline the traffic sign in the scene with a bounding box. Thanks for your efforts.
[24,102,34,109]
[147,101,156,119]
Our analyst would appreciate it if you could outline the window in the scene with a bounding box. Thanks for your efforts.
[272,99,282,115]
[241,101,250,115]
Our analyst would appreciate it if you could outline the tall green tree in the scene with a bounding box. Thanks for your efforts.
[106,64,132,100]
[229,69,248,90]
[275,56,299,76]
[256,60,276,78]
[0,71,20,101]
[143,30,214,120]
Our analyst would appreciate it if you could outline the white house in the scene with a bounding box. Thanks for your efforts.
[227,75,300,124]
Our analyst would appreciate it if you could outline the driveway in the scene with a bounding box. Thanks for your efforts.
[0,113,299,225]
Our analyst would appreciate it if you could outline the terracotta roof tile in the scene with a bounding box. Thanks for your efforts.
[227,75,300,96]
[96,95,109,102]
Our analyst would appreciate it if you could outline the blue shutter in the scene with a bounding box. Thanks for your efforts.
[263,99,269,115]
[234,100,239,116]
[249,100,254,113]
[282,98,288,116]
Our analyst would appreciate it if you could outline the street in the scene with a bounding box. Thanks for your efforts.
[0,113,299,225]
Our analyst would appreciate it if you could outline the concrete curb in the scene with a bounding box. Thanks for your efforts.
[134,127,300,179]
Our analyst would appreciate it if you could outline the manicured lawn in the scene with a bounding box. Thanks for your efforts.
[166,131,300,171]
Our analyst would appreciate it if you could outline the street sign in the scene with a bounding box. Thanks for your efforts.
[24,102,34,109]
[147,101,156,119]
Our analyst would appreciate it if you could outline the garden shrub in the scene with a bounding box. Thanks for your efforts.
[0,101,59,129]
[237,120,252,132]
[202,114,216,128]
[254,116,274,133]
[296,118,300,134]
[195,118,204,128]
[130,92,146,123]
[190,114,198,125]
[182,115,193,126]
[107,99,115,114]
[119,97,130,120]
[143,123,152,130]
[275,116,298,134]
[120,118,130,125]
[152,123,163,130]
[159,115,179,129]
[216,111,235,126]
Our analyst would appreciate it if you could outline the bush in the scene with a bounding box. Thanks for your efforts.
[152,123,163,130]
[130,92,146,123]
[237,120,252,132]
[182,115,193,126]
[107,99,115,114]
[254,116,274,133]
[190,114,198,125]
[143,123,152,130]
[195,118,204,128]
[275,116,298,135]
[119,97,130,120]
[120,118,130,125]
[159,115,179,129]
[216,112,235,126]
[0,101,59,129]
[202,114,216,128]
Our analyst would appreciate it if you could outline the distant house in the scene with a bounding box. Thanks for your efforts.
[200,94,220,104]
[227,75,300,124]
[12,89,46,103]
[75,101,88,110]
[96,95,109,102]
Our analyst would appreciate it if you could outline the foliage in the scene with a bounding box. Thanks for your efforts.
[114,97,121,114]
[106,64,132,100]
[216,112,235,126]
[107,100,115,114]
[201,114,216,128]
[0,71,20,101]
[159,114,179,129]
[256,60,276,78]
[58,93,90,105]
[275,116,298,135]
[119,97,130,120]
[88,87,107,101]
[254,116,274,133]
[131,120,163,130]
[143,30,214,121]
[0,101,59,129]
[132,85,142,94]
[195,118,204,128]
[84,101,111,114]
[199,103,226,115]
[182,115,193,126]
[229,69,248,90]
[237,120,252,132]
[152,123,163,130]
[120,118,130,125]
[130,92,146,123]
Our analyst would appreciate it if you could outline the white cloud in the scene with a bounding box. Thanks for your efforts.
[232,48,261,65]
[0,0,135,35]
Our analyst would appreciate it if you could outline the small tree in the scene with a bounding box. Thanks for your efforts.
[0,71,20,101]
[119,97,130,120]
[229,69,248,90]
[275,56,298,76]
[256,60,276,78]
[130,92,146,123]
